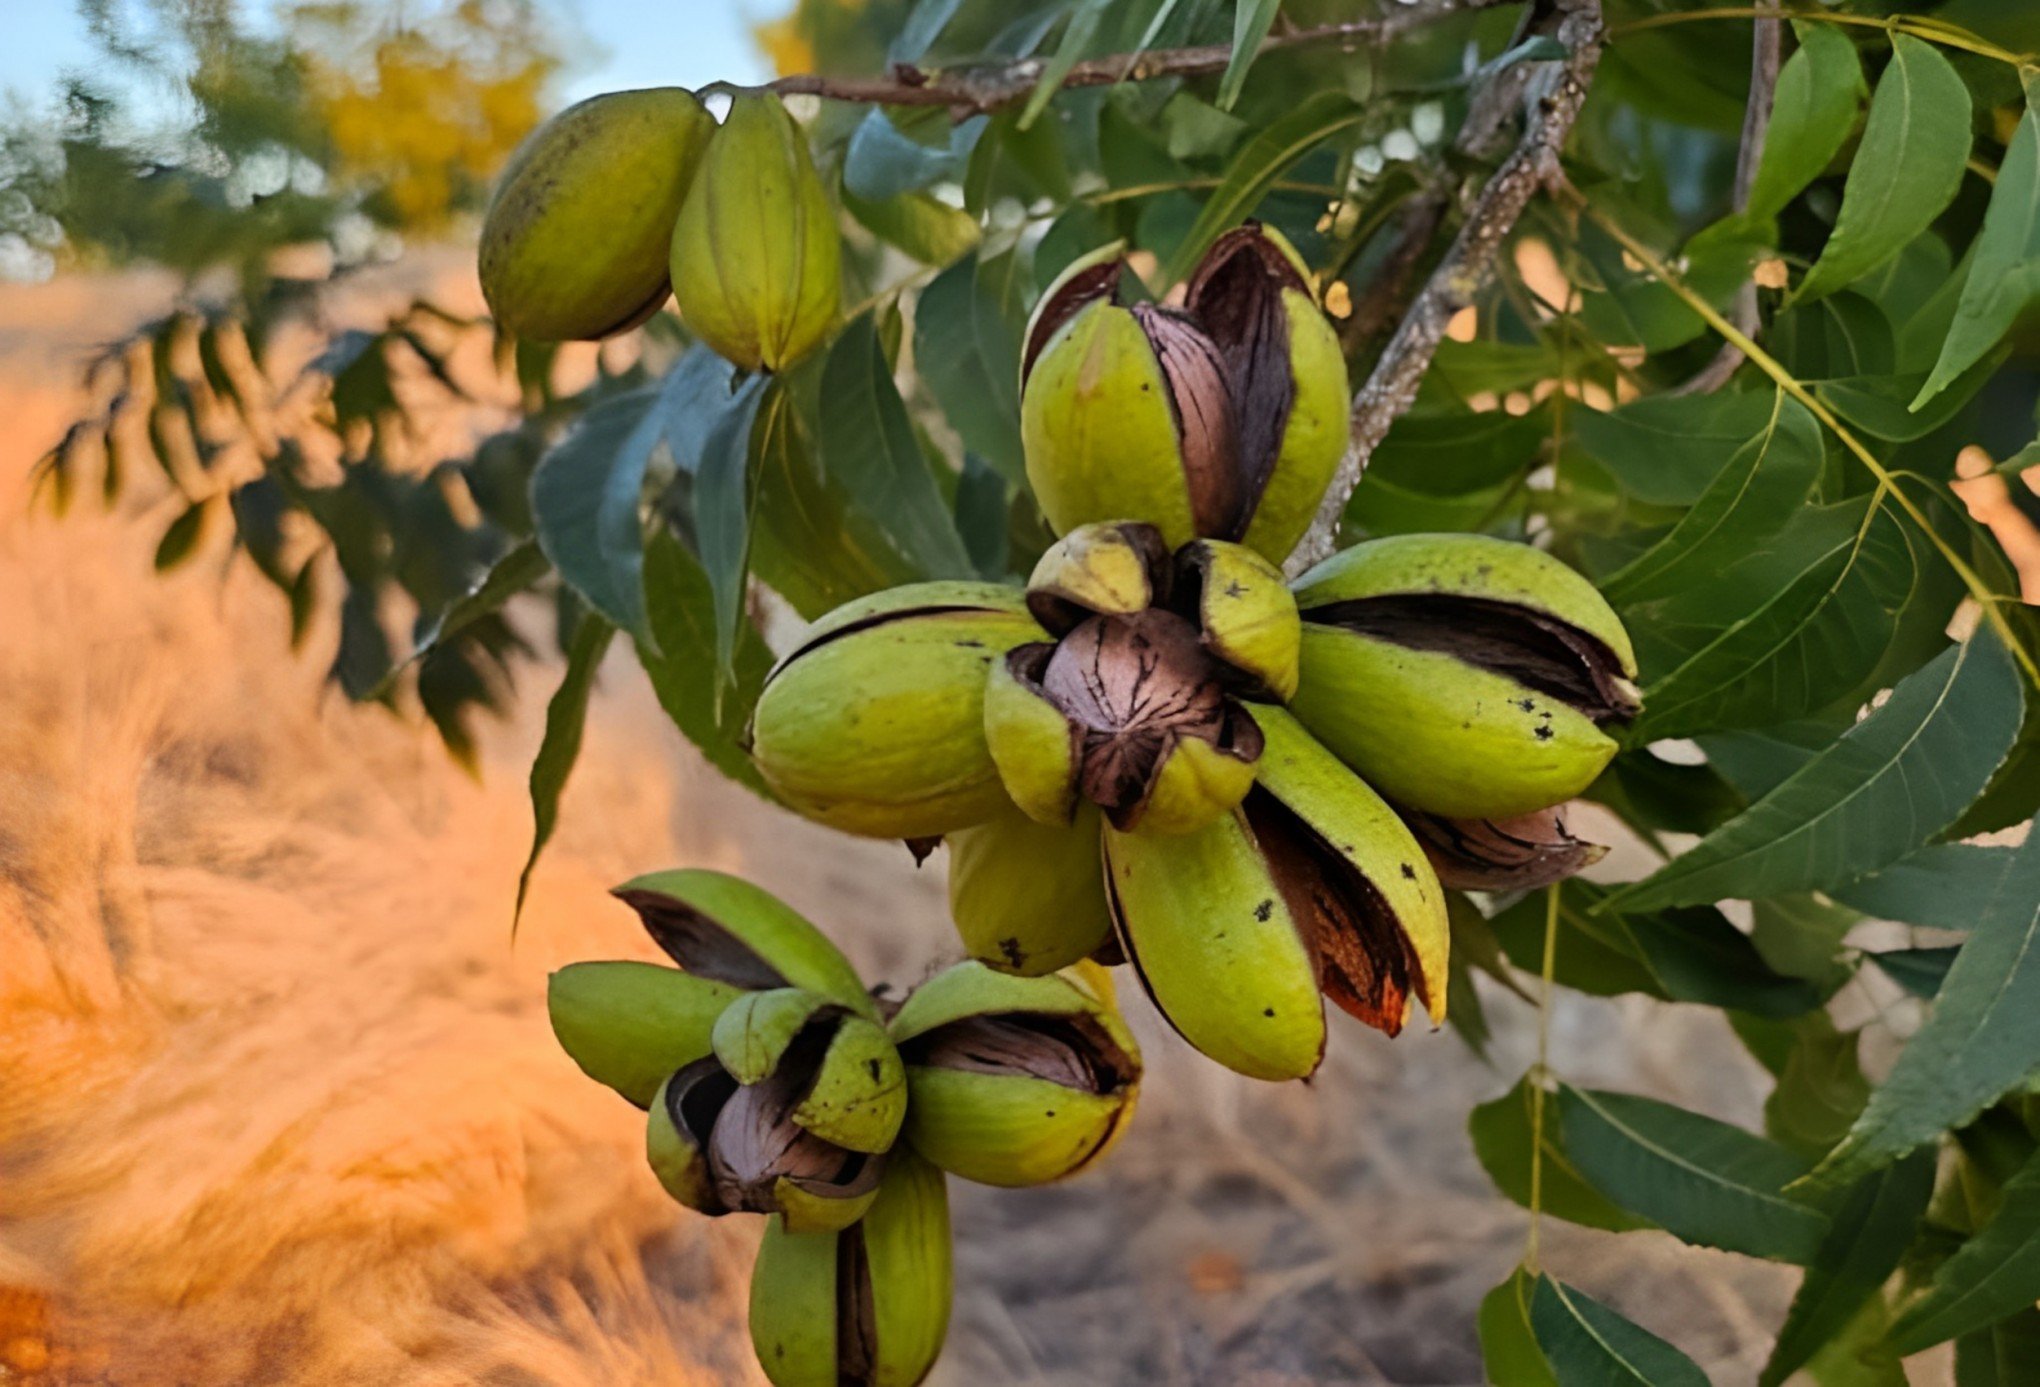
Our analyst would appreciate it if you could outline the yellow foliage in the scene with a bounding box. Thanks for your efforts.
[753,15,815,79]
[291,0,558,231]
[756,0,883,79]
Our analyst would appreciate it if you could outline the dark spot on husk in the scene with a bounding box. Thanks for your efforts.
[1301,593,1640,723]
[1170,541,1283,698]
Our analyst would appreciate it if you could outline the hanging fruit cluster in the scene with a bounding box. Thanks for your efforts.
[748,225,1642,1083]
[480,88,840,366]
[488,82,1640,1387]
[551,870,1139,1386]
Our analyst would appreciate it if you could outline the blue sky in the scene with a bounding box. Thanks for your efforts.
[554,0,774,103]
[0,0,774,115]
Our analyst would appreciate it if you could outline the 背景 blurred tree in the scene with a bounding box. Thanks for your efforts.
[1,0,560,284]
[15,0,590,769]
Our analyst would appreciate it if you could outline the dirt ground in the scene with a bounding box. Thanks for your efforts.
[0,263,1845,1385]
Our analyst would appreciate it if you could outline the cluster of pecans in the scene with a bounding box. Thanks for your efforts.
[749,227,1641,1083]
[550,871,1138,1385]
[487,83,1641,1387]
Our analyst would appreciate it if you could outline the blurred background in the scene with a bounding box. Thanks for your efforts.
[0,3,2026,1384]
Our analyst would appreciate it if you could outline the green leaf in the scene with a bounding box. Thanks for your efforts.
[1363,405,1551,500]
[421,539,548,649]
[1891,1146,2040,1352]
[1800,816,2040,1194]
[1699,719,1844,800]
[1747,22,1867,221]
[1163,89,1364,283]
[1601,389,1822,606]
[635,532,773,799]
[1425,339,1569,401]
[916,250,1027,485]
[1558,1085,1829,1263]
[1750,895,1859,997]
[1571,390,1794,507]
[530,384,664,642]
[843,108,982,200]
[1217,0,1280,111]
[1802,1300,1908,1386]
[1774,290,1897,380]
[1915,71,2040,406]
[694,372,771,688]
[748,382,916,619]
[1763,1013,1872,1157]
[1469,1073,1652,1234]
[514,612,616,931]
[843,186,981,266]
[1869,947,1961,999]
[1834,843,2021,928]
[1481,1267,1559,1387]
[1956,1307,2040,1387]
[367,538,551,700]
[1631,500,1914,741]
[964,109,1073,212]
[1531,1277,1709,1387]
[1814,349,2009,442]
[1490,884,1821,1017]
[889,0,965,64]
[1610,631,2023,912]
[1761,1150,1935,1386]
[1018,0,1112,130]
[1588,750,1748,842]
[817,317,975,581]
[1793,34,1971,305]
[1578,215,1767,353]
[154,498,209,571]
[954,451,1011,580]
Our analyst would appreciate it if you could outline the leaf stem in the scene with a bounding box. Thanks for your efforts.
[1609,8,2030,68]
[1526,881,1562,1273]
[1563,186,2040,688]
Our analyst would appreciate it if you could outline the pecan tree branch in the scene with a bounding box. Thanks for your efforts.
[1291,0,1607,575]
[755,0,1514,114]
[1338,2,1577,353]
[1673,0,1781,396]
